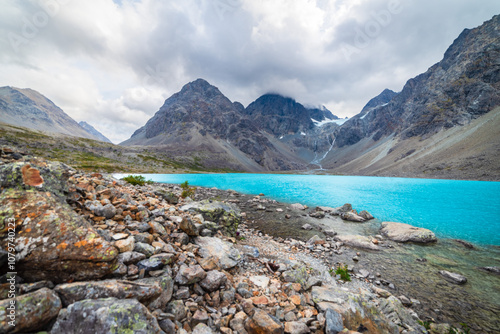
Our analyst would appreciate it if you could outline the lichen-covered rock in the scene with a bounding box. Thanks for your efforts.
[0,288,61,334]
[180,201,241,237]
[0,161,75,202]
[54,279,162,307]
[0,189,118,283]
[380,222,437,243]
[195,236,241,269]
[51,297,165,334]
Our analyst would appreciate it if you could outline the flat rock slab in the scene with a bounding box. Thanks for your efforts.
[54,279,162,307]
[0,288,61,334]
[51,297,164,334]
[380,222,437,243]
[0,189,118,283]
[335,235,380,251]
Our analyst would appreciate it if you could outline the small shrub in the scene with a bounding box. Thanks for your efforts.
[180,180,196,198]
[334,264,351,281]
[122,175,153,186]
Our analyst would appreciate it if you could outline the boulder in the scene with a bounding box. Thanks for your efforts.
[54,279,162,307]
[341,212,366,222]
[438,270,467,284]
[51,297,165,334]
[358,210,374,220]
[137,275,174,309]
[0,288,61,334]
[245,308,284,334]
[290,203,306,210]
[284,321,310,334]
[175,264,207,285]
[330,204,352,215]
[195,237,241,269]
[199,270,227,292]
[154,189,179,204]
[325,309,343,334]
[180,200,241,237]
[335,235,380,251]
[180,216,200,236]
[0,189,118,283]
[380,222,437,243]
[0,161,75,202]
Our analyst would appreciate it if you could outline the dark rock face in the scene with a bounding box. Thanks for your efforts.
[245,94,315,136]
[336,15,500,146]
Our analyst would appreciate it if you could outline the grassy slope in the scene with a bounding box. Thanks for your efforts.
[0,122,240,174]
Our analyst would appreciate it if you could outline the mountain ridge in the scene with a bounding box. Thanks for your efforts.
[0,86,109,142]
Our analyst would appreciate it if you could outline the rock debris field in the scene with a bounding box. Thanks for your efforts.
[0,149,476,334]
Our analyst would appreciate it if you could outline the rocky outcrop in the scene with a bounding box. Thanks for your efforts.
[0,158,458,333]
[380,222,437,243]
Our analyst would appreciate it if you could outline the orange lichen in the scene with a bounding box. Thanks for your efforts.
[21,164,44,187]
[57,242,68,250]
[74,240,88,248]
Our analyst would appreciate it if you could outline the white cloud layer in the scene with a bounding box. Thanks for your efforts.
[1,0,499,143]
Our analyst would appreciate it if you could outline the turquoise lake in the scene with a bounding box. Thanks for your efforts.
[119,174,500,246]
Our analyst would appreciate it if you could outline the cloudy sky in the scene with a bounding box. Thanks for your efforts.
[1,0,499,143]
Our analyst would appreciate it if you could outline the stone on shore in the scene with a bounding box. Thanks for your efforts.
[341,211,366,222]
[195,236,241,269]
[330,203,352,215]
[290,203,306,210]
[380,222,437,243]
[0,288,61,334]
[438,270,467,284]
[480,266,500,275]
[0,189,118,283]
[335,235,380,251]
[51,298,164,334]
[180,200,241,237]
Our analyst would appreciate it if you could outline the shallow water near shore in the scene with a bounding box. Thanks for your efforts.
[120,173,500,245]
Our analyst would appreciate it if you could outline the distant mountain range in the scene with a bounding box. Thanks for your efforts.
[122,15,500,179]
[1,15,499,180]
[0,86,111,143]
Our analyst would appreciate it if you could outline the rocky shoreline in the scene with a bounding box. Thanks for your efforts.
[0,151,498,333]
